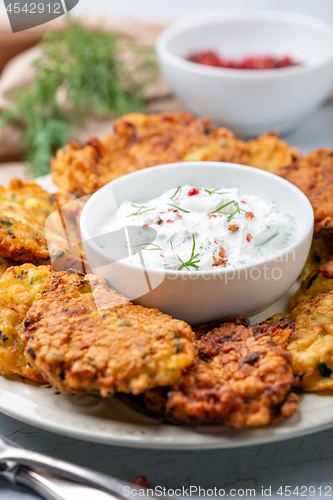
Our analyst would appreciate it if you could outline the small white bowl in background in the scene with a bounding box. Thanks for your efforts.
[80,162,313,324]
[156,10,333,137]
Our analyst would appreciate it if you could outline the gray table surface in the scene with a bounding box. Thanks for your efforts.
[0,101,333,499]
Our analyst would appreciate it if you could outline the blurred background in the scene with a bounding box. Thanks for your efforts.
[0,0,333,181]
[73,0,333,23]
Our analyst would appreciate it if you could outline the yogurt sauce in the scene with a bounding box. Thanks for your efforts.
[96,185,299,271]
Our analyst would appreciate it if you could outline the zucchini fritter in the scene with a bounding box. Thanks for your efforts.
[0,178,56,226]
[0,206,86,270]
[290,264,333,310]
[300,235,333,281]
[145,319,298,427]
[53,190,88,238]
[278,149,333,236]
[0,178,87,270]
[23,271,196,396]
[248,132,300,174]
[51,112,299,197]
[0,264,52,381]
[264,289,333,391]
[281,292,333,391]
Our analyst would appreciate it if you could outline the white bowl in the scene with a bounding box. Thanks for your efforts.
[80,162,313,324]
[156,10,333,137]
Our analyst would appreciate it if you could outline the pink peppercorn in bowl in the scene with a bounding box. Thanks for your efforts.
[80,162,313,324]
[156,10,333,137]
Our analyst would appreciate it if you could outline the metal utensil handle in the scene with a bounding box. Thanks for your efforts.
[1,445,158,500]
[15,466,120,500]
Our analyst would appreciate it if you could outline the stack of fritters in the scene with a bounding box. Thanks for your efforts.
[0,263,299,428]
[2,111,333,430]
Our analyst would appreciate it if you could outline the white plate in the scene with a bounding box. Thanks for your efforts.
[0,175,332,450]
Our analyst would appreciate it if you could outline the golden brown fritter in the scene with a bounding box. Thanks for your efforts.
[248,132,300,173]
[51,113,251,197]
[290,262,333,310]
[0,177,87,271]
[0,264,52,382]
[278,149,333,236]
[0,178,56,226]
[300,235,333,281]
[0,206,87,271]
[23,271,197,397]
[263,290,333,391]
[290,235,333,309]
[145,319,298,428]
[54,190,86,220]
[0,206,52,263]
[282,292,333,391]
[53,190,88,238]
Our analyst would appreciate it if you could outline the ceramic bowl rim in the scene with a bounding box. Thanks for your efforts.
[80,161,314,277]
[156,9,333,79]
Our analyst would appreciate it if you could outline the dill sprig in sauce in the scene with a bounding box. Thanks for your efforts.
[127,205,157,217]
[135,243,162,251]
[170,186,181,200]
[208,200,247,221]
[167,203,190,213]
[177,234,201,271]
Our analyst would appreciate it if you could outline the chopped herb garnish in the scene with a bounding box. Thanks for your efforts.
[306,271,320,290]
[167,203,190,213]
[0,220,12,227]
[207,200,234,215]
[170,186,181,200]
[0,331,9,343]
[318,362,332,378]
[205,188,228,196]
[174,333,181,353]
[127,205,156,217]
[135,243,162,251]
[28,348,36,360]
[177,234,200,271]
[207,200,247,221]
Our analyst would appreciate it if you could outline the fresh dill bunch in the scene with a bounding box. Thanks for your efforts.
[2,19,156,177]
